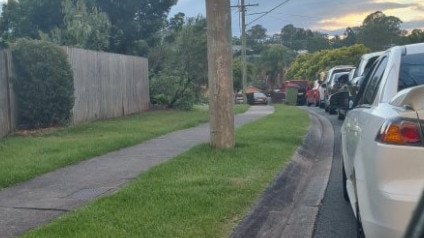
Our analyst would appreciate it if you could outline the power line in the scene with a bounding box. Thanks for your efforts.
[247,0,290,26]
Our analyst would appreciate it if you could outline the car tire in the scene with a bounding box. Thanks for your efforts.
[319,102,325,108]
[342,163,349,202]
[338,109,345,120]
[356,202,366,238]
[329,108,336,114]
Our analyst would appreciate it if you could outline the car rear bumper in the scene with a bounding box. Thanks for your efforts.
[359,181,417,238]
[357,143,424,237]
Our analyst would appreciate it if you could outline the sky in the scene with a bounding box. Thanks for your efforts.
[0,0,422,37]
[169,0,424,37]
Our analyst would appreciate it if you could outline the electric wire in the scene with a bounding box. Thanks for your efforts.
[246,0,290,26]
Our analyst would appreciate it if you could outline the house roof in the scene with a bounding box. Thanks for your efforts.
[245,86,262,94]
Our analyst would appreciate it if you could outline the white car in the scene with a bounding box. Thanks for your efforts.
[331,43,424,238]
[320,65,355,108]
[337,51,384,120]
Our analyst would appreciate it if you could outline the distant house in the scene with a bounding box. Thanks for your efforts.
[245,86,262,94]
[232,45,242,55]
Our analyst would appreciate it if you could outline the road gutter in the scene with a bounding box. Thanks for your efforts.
[230,110,334,238]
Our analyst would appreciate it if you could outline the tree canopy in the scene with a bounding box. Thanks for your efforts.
[357,11,403,51]
[0,0,177,56]
[286,44,370,80]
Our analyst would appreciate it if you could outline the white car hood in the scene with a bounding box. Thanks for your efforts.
[391,85,424,118]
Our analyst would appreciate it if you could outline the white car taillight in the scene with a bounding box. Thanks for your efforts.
[376,119,422,145]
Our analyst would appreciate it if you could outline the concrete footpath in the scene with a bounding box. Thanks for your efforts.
[0,106,334,238]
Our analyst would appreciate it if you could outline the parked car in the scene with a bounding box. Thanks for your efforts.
[330,43,424,238]
[306,80,320,107]
[324,72,350,114]
[337,51,384,120]
[319,65,355,108]
[247,92,268,105]
[234,93,244,104]
[404,190,424,238]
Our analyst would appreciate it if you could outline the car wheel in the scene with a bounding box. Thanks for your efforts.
[329,108,336,114]
[338,109,345,120]
[314,99,319,107]
[356,202,366,238]
[319,102,325,108]
[325,105,329,112]
[342,163,349,201]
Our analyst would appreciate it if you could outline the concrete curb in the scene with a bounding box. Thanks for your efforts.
[230,110,334,238]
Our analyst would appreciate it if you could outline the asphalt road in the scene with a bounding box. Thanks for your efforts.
[306,106,358,238]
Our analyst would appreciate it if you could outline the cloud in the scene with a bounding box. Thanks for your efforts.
[262,0,424,35]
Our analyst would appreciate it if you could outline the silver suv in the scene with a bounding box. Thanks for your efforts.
[321,65,355,111]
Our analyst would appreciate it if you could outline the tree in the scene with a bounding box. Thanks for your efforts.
[307,31,330,52]
[150,16,208,109]
[286,44,370,80]
[0,0,177,55]
[94,0,177,55]
[0,0,19,48]
[40,0,111,51]
[281,24,304,50]
[232,58,255,92]
[341,27,359,47]
[280,24,329,52]
[357,11,403,51]
[259,44,294,89]
[247,24,267,42]
[407,29,424,44]
[164,12,186,43]
[0,0,63,47]
[246,24,268,54]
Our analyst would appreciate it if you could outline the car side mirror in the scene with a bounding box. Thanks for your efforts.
[329,91,350,108]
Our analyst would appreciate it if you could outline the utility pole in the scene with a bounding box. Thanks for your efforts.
[237,0,258,103]
[206,0,234,148]
[241,0,247,103]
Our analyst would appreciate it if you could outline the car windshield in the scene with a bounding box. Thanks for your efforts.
[398,53,424,91]
[254,93,266,97]
[290,81,307,89]
[297,82,307,89]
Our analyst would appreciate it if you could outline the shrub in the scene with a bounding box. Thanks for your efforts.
[149,70,195,110]
[12,39,74,129]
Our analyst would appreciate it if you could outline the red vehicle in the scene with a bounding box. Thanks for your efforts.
[306,80,320,107]
[280,80,310,105]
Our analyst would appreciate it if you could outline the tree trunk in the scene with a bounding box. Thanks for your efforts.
[205,0,234,148]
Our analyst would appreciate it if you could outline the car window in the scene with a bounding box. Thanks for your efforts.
[358,56,388,106]
[398,53,424,91]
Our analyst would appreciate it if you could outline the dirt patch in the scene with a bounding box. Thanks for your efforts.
[13,127,63,137]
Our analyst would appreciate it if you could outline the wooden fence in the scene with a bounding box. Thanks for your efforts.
[64,47,150,124]
[0,47,150,137]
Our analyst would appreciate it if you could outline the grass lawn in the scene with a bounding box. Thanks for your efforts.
[21,104,309,238]
[0,105,248,189]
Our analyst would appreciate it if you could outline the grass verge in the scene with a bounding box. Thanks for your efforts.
[0,105,249,189]
[22,105,309,238]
